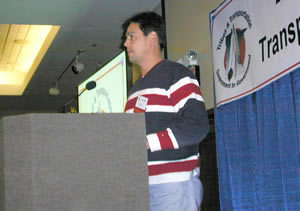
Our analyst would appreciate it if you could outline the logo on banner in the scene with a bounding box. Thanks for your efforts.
[215,11,252,88]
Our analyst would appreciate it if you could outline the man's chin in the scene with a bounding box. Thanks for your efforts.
[128,56,136,64]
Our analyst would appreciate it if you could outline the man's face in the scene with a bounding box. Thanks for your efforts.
[123,23,151,65]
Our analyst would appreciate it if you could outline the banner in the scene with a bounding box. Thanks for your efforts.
[210,0,300,107]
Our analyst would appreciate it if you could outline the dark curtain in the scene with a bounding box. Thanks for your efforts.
[215,68,300,210]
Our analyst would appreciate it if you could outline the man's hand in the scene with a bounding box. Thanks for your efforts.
[146,139,150,149]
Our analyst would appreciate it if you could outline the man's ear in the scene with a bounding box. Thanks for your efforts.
[148,31,159,45]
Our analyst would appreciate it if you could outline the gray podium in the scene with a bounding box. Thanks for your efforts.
[0,113,149,211]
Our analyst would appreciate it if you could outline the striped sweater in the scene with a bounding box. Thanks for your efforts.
[125,60,209,185]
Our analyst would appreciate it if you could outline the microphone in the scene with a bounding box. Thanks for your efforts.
[78,81,97,96]
[85,81,96,90]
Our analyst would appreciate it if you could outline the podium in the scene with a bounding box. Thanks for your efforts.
[0,113,149,211]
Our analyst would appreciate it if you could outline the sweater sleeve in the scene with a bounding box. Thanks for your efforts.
[147,72,209,152]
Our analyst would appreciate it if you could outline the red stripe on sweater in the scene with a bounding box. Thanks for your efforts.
[148,159,200,176]
[125,98,137,111]
[125,94,171,112]
[171,83,202,105]
[157,130,174,149]
[145,94,169,106]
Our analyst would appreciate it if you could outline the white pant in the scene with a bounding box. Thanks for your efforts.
[149,175,203,211]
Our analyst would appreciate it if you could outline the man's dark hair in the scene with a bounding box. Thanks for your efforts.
[121,11,166,51]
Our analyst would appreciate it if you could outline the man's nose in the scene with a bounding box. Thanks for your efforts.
[124,38,129,47]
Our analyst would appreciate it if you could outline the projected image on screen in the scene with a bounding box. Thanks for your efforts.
[78,51,127,113]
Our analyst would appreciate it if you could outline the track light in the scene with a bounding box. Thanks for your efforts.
[186,49,200,85]
[71,55,85,74]
[48,44,98,97]
[48,50,85,96]
[186,49,199,66]
[49,81,60,96]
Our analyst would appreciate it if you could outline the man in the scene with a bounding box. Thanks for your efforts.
[122,11,209,211]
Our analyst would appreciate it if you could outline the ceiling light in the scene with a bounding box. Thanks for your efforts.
[0,24,60,95]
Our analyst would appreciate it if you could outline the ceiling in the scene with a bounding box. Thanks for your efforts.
[0,0,160,113]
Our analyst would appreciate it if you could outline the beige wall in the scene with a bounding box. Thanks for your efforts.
[164,0,222,109]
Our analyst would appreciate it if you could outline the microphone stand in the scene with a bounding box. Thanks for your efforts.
[59,81,96,113]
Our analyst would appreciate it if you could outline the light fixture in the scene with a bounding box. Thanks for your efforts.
[186,49,199,66]
[71,55,85,74]
[48,81,60,96]
[0,24,60,95]
[186,49,200,85]
[48,49,85,96]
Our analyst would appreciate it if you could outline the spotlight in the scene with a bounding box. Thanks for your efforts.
[186,49,200,85]
[71,55,85,74]
[49,82,60,96]
[49,49,87,97]
[186,49,199,66]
